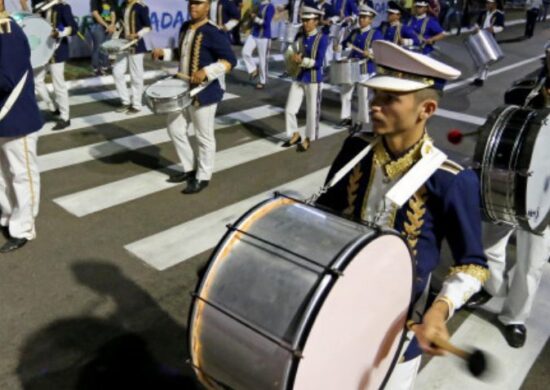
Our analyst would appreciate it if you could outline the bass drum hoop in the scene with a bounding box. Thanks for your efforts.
[187,195,415,389]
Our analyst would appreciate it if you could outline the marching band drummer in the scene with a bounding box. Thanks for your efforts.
[0,0,43,252]
[152,0,236,194]
[209,0,240,41]
[472,0,504,87]
[317,41,489,388]
[242,0,275,89]
[407,0,446,56]
[378,1,420,50]
[112,0,151,114]
[283,6,329,152]
[338,4,382,133]
[22,0,77,130]
[327,0,358,61]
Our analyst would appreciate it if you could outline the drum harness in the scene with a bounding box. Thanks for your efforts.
[0,71,28,122]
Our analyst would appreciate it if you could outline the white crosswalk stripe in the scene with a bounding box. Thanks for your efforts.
[39,104,281,173]
[53,120,339,217]
[125,168,328,271]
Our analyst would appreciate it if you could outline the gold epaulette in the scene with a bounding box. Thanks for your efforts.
[439,159,463,175]
[0,16,11,34]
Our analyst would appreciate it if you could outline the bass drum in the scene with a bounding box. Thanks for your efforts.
[474,105,550,233]
[188,195,414,390]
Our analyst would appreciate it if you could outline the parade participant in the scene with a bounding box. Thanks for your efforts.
[378,1,421,49]
[0,0,43,252]
[472,0,504,87]
[327,0,358,61]
[278,0,305,55]
[91,0,117,76]
[338,4,382,132]
[152,0,236,194]
[112,0,151,114]
[209,0,240,40]
[467,225,550,348]
[317,40,489,387]
[230,0,243,45]
[29,0,77,130]
[283,6,329,152]
[242,0,274,89]
[407,0,445,56]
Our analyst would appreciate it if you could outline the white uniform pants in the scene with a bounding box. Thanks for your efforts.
[285,81,322,141]
[34,62,70,121]
[483,223,550,325]
[384,356,422,390]
[477,64,489,81]
[242,35,270,85]
[0,132,40,240]
[166,103,218,181]
[339,82,370,125]
[112,52,144,110]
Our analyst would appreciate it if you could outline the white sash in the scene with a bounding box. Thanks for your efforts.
[0,71,29,122]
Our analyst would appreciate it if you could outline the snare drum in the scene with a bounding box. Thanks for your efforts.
[145,78,192,115]
[280,23,300,44]
[189,194,414,390]
[474,105,550,233]
[464,29,504,68]
[100,38,132,56]
[330,58,364,85]
[11,12,56,69]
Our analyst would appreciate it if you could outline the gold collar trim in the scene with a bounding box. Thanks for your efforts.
[0,11,9,18]
[373,133,431,180]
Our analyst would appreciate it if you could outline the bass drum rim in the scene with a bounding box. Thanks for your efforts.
[188,194,416,389]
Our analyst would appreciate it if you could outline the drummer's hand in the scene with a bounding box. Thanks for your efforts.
[106,24,116,34]
[51,30,60,39]
[487,26,494,34]
[151,48,164,61]
[363,50,372,59]
[127,33,139,40]
[191,69,207,84]
[292,53,303,64]
[413,300,450,356]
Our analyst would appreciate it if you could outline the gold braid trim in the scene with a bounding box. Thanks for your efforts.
[373,133,429,180]
[0,16,11,34]
[192,32,203,76]
[447,264,491,284]
[343,164,362,216]
[403,186,427,256]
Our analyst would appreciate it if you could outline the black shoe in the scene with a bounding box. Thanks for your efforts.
[466,289,492,309]
[278,71,289,78]
[503,324,527,348]
[296,139,310,152]
[115,105,131,113]
[282,133,301,147]
[337,118,353,128]
[0,237,28,253]
[126,107,141,115]
[52,119,71,130]
[0,226,9,239]
[182,179,209,194]
[349,123,361,135]
[167,170,195,183]
[51,109,61,117]
[472,78,484,87]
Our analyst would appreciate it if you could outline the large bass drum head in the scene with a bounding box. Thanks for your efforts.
[523,110,550,232]
[13,13,56,69]
[293,233,413,390]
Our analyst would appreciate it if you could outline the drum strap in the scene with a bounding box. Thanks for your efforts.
[0,71,28,122]
[385,142,448,207]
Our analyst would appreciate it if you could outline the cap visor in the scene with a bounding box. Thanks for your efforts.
[361,75,429,92]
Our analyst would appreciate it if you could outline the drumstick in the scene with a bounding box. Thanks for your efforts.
[346,43,373,59]
[175,72,191,81]
[407,321,488,377]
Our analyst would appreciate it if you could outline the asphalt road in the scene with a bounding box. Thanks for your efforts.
[1,19,549,390]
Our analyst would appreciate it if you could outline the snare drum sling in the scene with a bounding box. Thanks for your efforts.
[316,134,490,362]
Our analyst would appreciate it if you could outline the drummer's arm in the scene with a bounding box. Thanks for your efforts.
[300,34,329,68]
[202,31,237,81]
[436,169,490,318]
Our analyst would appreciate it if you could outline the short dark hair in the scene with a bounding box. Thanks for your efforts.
[414,88,442,104]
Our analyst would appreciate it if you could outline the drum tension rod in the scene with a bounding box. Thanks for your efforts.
[225,224,343,277]
[191,293,304,358]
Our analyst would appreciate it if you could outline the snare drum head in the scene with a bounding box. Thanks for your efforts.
[101,38,130,50]
[525,112,550,231]
[146,78,189,98]
[293,233,413,390]
[13,13,56,69]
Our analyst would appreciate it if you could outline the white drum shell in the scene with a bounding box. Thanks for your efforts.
[189,197,413,390]
[12,12,56,69]
[145,78,192,115]
[464,29,504,68]
[330,59,364,85]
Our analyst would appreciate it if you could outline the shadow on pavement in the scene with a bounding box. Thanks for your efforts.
[16,260,198,389]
